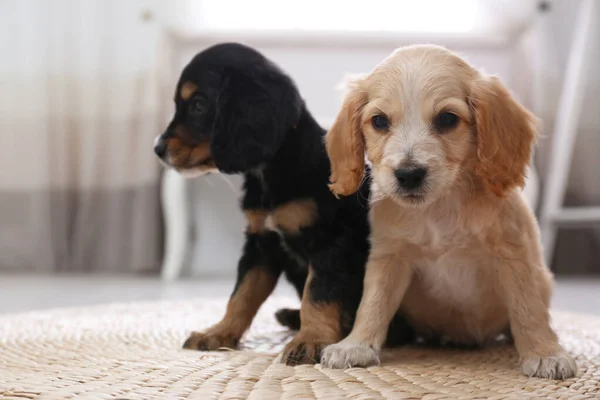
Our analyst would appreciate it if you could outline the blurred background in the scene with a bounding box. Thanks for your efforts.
[0,0,598,314]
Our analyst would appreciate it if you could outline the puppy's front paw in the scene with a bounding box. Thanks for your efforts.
[321,341,380,369]
[521,352,577,380]
[281,336,328,366]
[182,330,239,351]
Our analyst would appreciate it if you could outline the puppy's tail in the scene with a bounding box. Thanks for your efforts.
[275,308,301,331]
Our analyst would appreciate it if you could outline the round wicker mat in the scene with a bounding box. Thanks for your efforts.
[1,297,599,400]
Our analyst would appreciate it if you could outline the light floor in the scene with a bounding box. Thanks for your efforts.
[0,274,599,316]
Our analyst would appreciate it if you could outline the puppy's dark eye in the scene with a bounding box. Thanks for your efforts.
[371,115,389,130]
[189,99,206,115]
[435,112,459,131]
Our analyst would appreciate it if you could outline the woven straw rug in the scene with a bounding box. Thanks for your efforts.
[1,297,599,400]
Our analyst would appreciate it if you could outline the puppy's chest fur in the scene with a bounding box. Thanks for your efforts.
[406,249,507,343]
[409,229,487,314]
[379,199,508,342]
[415,256,480,308]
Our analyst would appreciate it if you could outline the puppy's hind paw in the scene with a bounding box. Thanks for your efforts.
[320,341,380,369]
[521,352,577,380]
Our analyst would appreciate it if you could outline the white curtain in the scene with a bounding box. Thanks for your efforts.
[0,0,170,272]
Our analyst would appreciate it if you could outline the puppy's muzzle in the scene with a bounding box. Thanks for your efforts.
[395,167,427,190]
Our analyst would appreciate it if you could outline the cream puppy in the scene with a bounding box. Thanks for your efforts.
[320,45,577,380]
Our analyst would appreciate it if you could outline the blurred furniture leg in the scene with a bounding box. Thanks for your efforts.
[160,168,190,281]
[539,0,597,265]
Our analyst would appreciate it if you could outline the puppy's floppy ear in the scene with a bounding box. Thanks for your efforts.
[326,76,368,197]
[211,69,302,173]
[470,75,538,197]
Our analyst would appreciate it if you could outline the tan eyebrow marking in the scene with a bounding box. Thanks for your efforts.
[180,81,198,101]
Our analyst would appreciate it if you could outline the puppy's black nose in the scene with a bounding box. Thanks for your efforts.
[395,168,427,190]
[154,142,167,158]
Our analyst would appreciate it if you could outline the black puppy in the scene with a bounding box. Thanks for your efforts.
[154,43,411,365]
